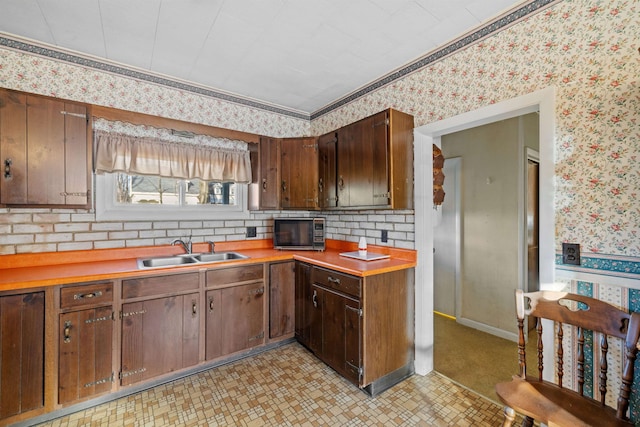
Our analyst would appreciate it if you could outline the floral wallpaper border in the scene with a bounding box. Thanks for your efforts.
[556,254,640,278]
[310,0,559,119]
[0,36,309,121]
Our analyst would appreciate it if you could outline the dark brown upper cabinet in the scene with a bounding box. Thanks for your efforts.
[249,136,281,210]
[318,131,338,209]
[320,109,414,210]
[0,89,90,207]
[280,137,319,209]
[250,136,319,210]
[253,109,413,211]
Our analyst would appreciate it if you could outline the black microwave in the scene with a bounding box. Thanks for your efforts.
[273,217,325,251]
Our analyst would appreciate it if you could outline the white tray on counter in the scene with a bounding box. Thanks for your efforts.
[339,251,390,261]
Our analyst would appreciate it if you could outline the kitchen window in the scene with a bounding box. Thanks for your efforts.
[93,118,250,220]
[96,173,248,220]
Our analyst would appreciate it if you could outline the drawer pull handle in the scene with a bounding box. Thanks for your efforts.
[63,320,72,343]
[262,179,267,191]
[192,301,197,317]
[328,276,341,285]
[209,297,215,312]
[312,290,318,308]
[74,291,102,300]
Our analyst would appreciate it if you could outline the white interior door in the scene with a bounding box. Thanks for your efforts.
[433,157,461,318]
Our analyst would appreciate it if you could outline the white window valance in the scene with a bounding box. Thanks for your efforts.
[94,119,252,183]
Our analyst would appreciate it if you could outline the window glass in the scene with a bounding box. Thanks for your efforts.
[115,173,237,206]
[186,180,237,205]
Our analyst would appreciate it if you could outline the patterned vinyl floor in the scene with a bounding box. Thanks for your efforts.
[38,343,511,426]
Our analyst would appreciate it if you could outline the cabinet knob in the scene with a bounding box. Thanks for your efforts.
[281,180,287,193]
[338,176,345,191]
[4,158,11,179]
[63,320,72,343]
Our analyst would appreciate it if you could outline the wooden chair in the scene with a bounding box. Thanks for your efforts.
[495,290,640,427]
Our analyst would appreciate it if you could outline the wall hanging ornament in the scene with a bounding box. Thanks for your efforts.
[433,144,445,206]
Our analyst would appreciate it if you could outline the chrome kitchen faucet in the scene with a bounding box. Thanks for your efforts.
[171,237,192,254]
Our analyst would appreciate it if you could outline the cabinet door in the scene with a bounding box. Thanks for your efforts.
[58,307,113,404]
[318,132,337,208]
[280,137,318,209]
[0,292,44,419]
[321,288,360,384]
[309,285,361,385]
[370,111,390,207]
[121,294,199,386]
[221,282,265,355]
[61,102,89,206]
[308,285,323,355]
[344,298,362,384]
[205,289,222,360]
[294,262,312,345]
[0,90,27,204]
[337,111,389,208]
[0,90,88,206]
[269,261,295,339]
[258,136,280,209]
[27,95,66,205]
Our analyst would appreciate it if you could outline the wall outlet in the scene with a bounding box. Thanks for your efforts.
[246,226,257,238]
[562,243,581,265]
[381,230,388,243]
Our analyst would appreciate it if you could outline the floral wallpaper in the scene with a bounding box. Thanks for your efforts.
[0,49,311,139]
[0,0,638,418]
[0,0,636,258]
[311,0,639,258]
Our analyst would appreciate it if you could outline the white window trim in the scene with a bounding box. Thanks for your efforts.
[95,173,250,221]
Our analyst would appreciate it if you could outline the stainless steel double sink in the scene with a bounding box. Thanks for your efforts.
[137,252,249,269]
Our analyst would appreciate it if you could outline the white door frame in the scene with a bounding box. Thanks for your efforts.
[413,87,556,375]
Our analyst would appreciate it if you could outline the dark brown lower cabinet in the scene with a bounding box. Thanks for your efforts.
[58,307,113,404]
[206,282,265,360]
[297,264,414,396]
[294,262,312,345]
[0,292,44,420]
[269,261,295,339]
[205,289,222,360]
[121,294,199,386]
[310,285,361,384]
[205,264,265,360]
[221,282,265,355]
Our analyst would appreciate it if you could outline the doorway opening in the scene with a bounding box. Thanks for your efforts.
[412,87,555,376]
[431,113,540,400]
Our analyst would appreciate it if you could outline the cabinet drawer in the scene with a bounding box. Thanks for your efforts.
[311,267,361,298]
[122,273,199,299]
[206,264,263,287]
[61,282,113,309]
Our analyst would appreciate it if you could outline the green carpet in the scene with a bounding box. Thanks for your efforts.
[434,313,537,402]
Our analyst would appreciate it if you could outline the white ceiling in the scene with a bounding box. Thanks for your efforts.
[0,0,526,115]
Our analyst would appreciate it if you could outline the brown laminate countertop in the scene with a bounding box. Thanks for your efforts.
[0,239,416,292]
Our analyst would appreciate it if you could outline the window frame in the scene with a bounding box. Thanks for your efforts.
[95,173,250,221]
